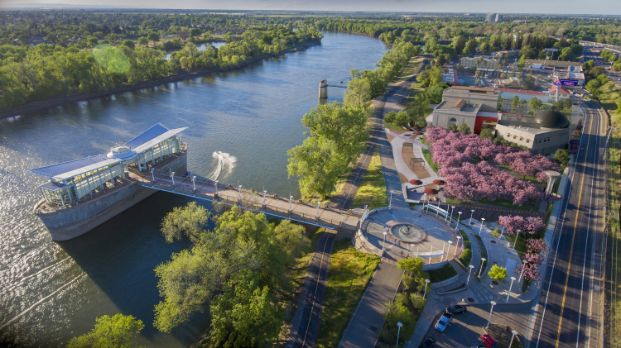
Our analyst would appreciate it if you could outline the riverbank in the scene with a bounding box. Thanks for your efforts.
[0,40,320,120]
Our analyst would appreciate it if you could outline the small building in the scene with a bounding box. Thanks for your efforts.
[431,86,501,133]
[33,123,187,208]
[495,110,571,154]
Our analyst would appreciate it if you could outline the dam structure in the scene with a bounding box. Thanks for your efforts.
[33,123,361,241]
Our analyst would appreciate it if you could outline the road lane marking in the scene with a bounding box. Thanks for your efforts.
[555,110,596,347]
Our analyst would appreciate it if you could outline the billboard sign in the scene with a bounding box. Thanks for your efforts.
[554,79,579,87]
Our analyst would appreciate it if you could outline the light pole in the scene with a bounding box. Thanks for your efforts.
[316,201,321,219]
[238,185,242,202]
[513,229,521,249]
[441,241,447,262]
[389,191,393,209]
[518,259,528,283]
[467,264,475,285]
[507,276,516,303]
[444,204,450,223]
[383,230,388,244]
[423,279,430,300]
[150,168,155,182]
[478,217,486,236]
[478,257,487,278]
[455,211,462,230]
[170,171,175,186]
[191,175,196,191]
[449,205,455,223]
[486,301,497,328]
[469,209,475,224]
[454,236,461,258]
[214,180,218,195]
[396,321,404,346]
[288,195,293,212]
[448,240,453,259]
[509,329,518,347]
[263,190,267,206]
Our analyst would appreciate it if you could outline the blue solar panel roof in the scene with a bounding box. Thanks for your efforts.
[32,154,112,179]
[126,123,169,149]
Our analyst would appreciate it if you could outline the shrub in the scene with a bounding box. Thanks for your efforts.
[488,264,508,283]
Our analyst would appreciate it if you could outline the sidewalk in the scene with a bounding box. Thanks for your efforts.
[339,261,403,347]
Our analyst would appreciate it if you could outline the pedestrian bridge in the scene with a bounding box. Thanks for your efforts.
[131,169,361,231]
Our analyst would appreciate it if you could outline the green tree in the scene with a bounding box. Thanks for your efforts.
[67,313,144,348]
[488,265,508,283]
[511,96,521,112]
[397,257,425,292]
[160,201,209,243]
[554,148,569,168]
[480,128,494,140]
[457,123,471,134]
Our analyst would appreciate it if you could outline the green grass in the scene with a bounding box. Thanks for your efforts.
[317,240,380,348]
[458,229,473,266]
[352,151,388,209]
[426,263,457,283]
[421,148,439,172]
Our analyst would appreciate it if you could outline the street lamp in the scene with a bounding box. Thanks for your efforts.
[478,257,487,278]
[513,229,521,249]
[449,205,455,222]
[316,201,321,219]
[469,209,475,224]
[455,211,462,230]
[170,171,175,186]
[479,217,486,236]
[467,264,475,285]
[383,230,388,244]
[486,301,497,328]
[191,175,196,191]
[288,195,293,212]
[150,168,155,182]
[454,236,461,258]
[389,191,393,209]
[396,321,404,346]
[509,329,518,347]
[507,276,516,303]
[263,190,267,206]
[518,259,528,283]
[441,241,447,262]
[214,180,218,195]
[448,241,453,259]
[423,279,430,300]
[499,226,506,240]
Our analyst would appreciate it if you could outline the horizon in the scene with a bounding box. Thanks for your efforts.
[1,0,620,16]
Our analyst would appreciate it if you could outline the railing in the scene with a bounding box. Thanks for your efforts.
[137,170,361,230]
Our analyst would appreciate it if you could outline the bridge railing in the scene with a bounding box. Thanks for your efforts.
[142,171,360,230]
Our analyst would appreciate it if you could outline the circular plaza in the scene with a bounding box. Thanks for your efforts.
[357,207,463,267]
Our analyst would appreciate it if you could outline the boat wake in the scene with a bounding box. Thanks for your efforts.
[208,151,237,181]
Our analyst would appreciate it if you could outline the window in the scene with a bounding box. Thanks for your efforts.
[448,117,457,127]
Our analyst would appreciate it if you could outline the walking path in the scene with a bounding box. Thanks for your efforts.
[339,261,403,348]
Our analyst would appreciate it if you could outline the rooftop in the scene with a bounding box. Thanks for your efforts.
[32,123,187,181]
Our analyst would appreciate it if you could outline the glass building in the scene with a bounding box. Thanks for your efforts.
[32,123,187,209]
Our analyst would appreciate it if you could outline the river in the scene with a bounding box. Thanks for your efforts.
[0,33,385,347]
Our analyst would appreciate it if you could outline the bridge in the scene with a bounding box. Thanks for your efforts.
[132,169,362,232]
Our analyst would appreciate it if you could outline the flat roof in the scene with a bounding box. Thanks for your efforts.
[32,123,186,181]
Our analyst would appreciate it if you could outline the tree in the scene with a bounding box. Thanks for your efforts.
[488,265,508,283]
[67,314,144,348]
[160,201,209,243]
[554,148,569,168]
[511,96,521,112]
[528,97,543,114]
[397,257,425,292]
[480,128,494,140]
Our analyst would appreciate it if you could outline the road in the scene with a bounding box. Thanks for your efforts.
[531,101,608,347]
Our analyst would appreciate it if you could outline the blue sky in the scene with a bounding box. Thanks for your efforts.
[1,0,619,15]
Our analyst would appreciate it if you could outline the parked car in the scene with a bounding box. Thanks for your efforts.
[447,304,467,315]
[420,337,436,347]
[479,334,498,348]
[434,313,452,332]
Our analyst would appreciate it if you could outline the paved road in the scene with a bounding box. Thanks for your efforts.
[531,101,608,347]
[287,231,335,348]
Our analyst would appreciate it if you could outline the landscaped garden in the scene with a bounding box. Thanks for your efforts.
[424,127,560,206]
[352,151,388,209]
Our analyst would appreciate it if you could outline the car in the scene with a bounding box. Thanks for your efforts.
[434,313,452,332]
[479,334,498,348]
[447,304,468,315]
[421,337,436,347]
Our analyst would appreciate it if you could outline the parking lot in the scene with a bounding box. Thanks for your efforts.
[421,304,532,348]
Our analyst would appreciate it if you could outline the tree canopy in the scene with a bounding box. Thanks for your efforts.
[67,313,144,348]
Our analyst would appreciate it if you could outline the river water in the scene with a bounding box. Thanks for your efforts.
[0,33,385,347]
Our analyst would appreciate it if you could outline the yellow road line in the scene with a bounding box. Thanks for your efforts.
[555,111,596,347]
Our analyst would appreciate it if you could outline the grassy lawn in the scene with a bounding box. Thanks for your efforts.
[317,240,380,348]
[426,263,457,283]
[352,151,388,209]
[598,86,621,345]
[421,148,439,172]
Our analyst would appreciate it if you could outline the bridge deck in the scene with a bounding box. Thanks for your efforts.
[132,172,361,231]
